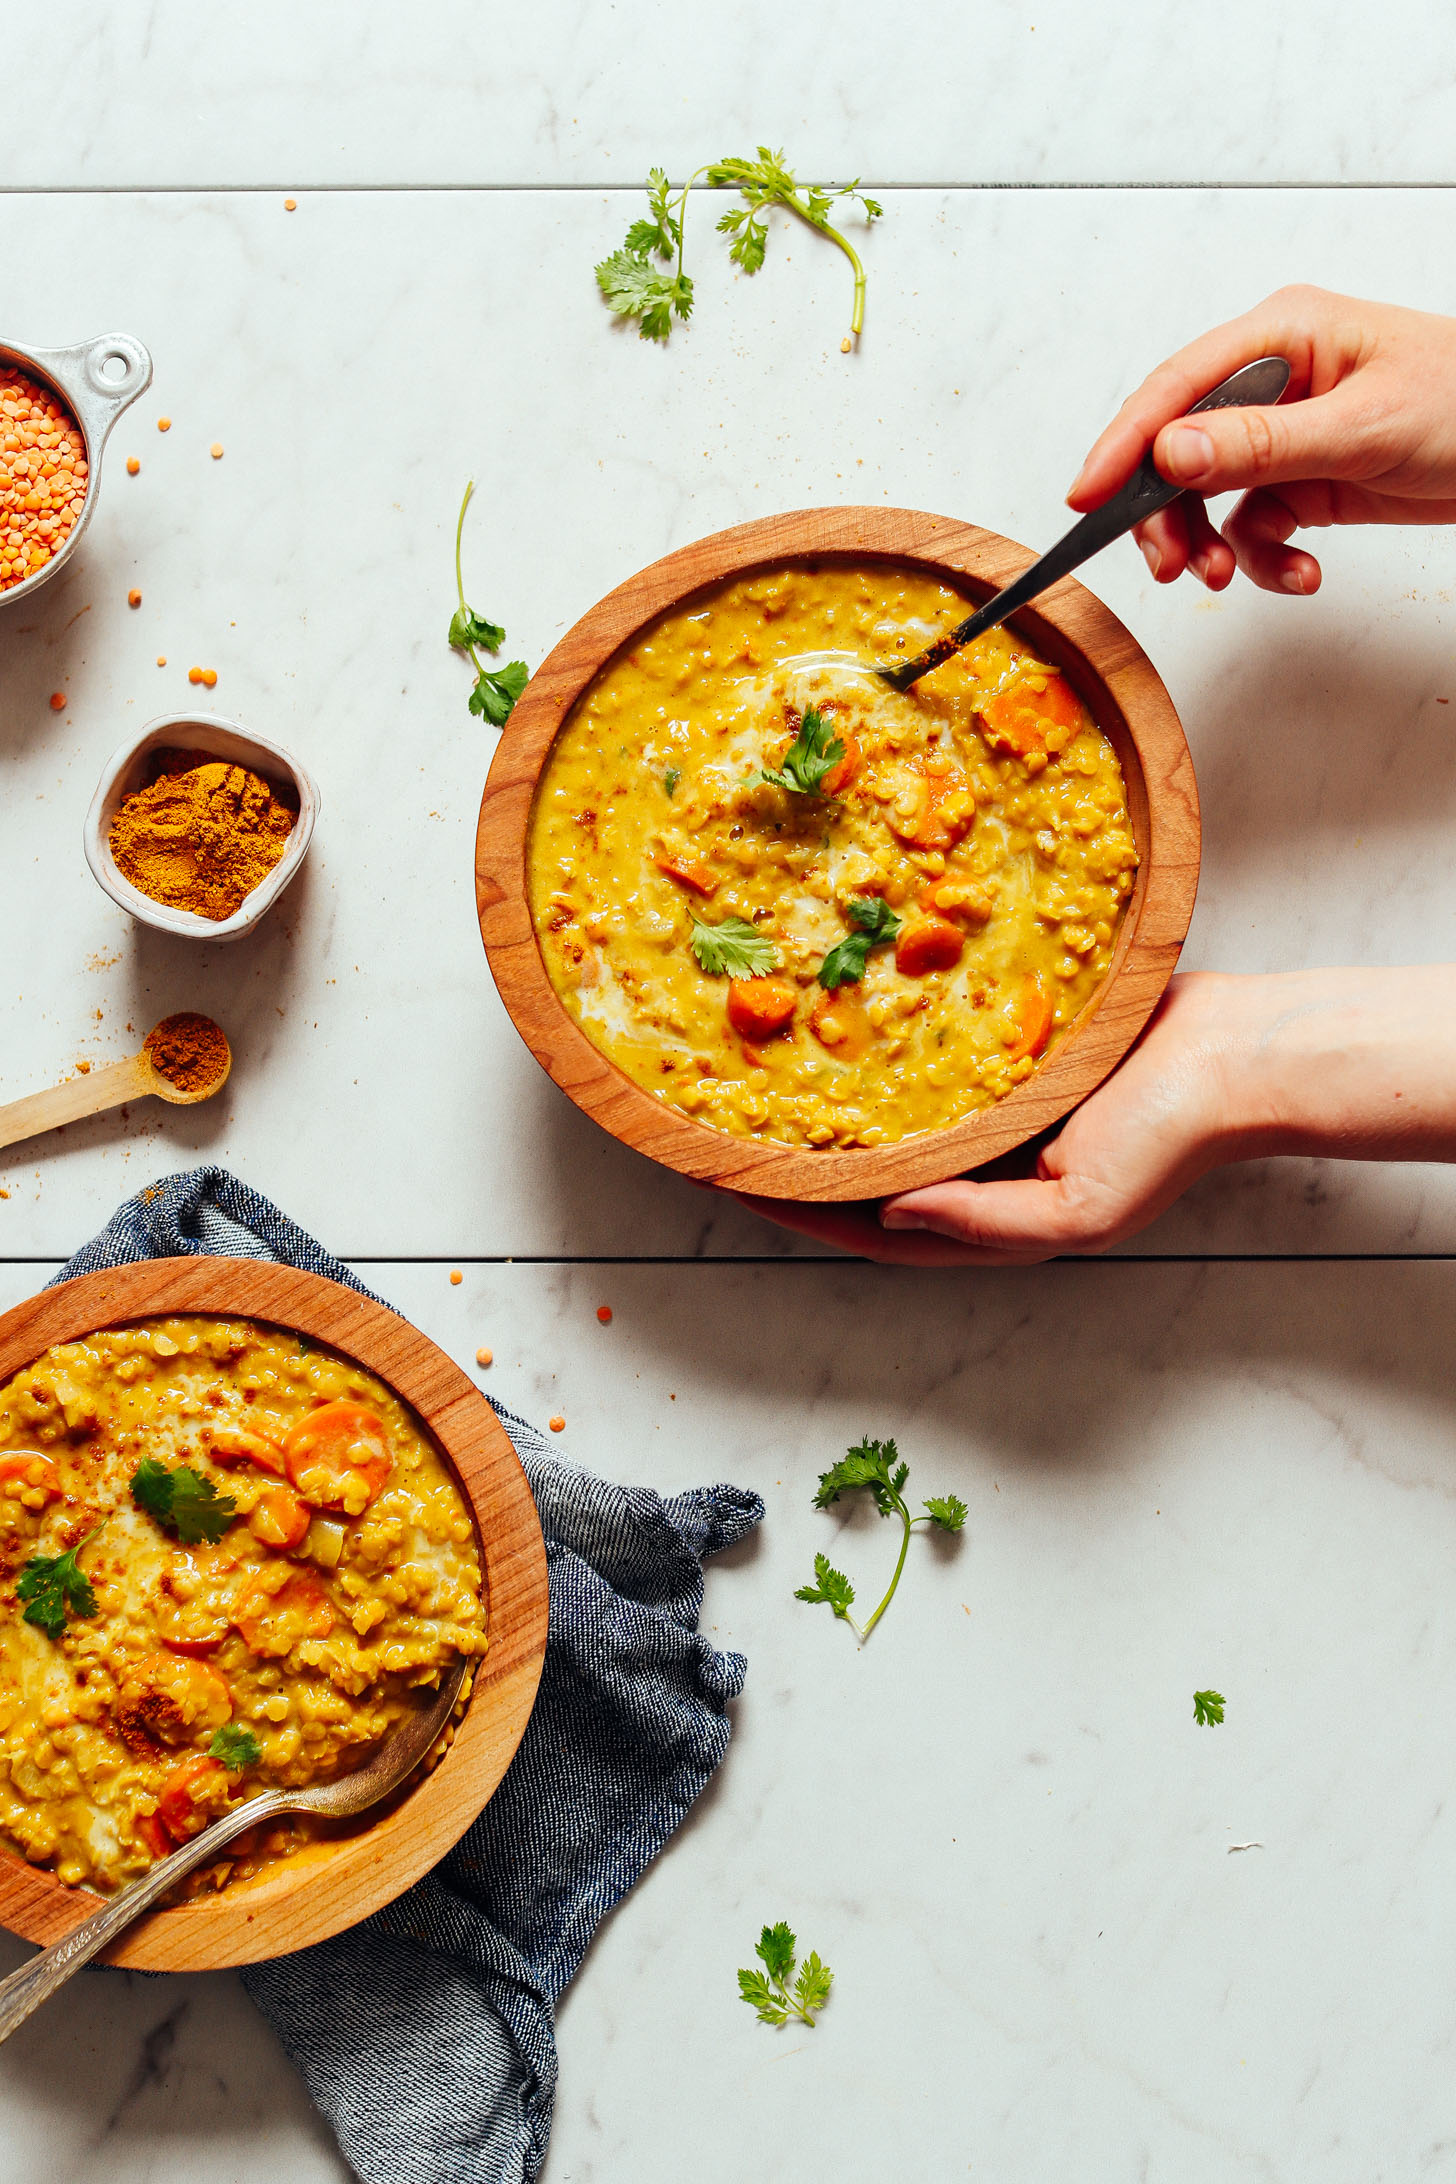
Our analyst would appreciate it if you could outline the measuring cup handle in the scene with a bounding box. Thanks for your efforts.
[25,332,153,455]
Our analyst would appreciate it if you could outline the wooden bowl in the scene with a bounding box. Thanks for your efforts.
[476,507,1200,1201]
[0,1258,548,1971]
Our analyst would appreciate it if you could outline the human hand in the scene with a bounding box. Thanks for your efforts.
[1068,286,1456,596]
[733,966,1456,1265]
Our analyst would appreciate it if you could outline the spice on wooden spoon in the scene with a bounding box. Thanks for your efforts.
[0,1013,231,1154]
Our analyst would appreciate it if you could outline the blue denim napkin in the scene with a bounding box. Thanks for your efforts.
[53,1166,763,2184]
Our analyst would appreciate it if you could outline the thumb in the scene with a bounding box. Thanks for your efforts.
[1153,387,1362,494]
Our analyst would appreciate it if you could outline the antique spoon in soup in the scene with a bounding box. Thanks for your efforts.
[877,355,1292,692]
[0,1657,466,2044]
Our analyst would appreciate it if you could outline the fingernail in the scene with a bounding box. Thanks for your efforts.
[1281,568,1307,594]
[1160,426,1214,482]
[1140,537,1162,579]
[1065,465,1088,504]
[1189,550,1209,585]
[880,1208,925,1233]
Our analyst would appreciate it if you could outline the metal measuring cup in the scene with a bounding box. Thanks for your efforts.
[0,331,153,610]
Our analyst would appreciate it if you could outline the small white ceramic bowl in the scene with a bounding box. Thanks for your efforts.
[84,714,320,942]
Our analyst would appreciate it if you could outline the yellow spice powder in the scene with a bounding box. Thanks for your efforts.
[109,750,297,920]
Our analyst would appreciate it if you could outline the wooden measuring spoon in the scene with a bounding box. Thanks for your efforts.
[0,1014,231,1154]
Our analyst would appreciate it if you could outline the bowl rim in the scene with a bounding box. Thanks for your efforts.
[83,713,320,942]
[0,332,151,611]
[475,504,1201,1203]
[0,1257,549,1971]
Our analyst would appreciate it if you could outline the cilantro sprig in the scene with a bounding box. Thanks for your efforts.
[449,480,529,727]
[796,1437,966,1642]
[689,912,781,979]
[737,1921,833,2029]
[1193,1689,1226,1727]
[596,151,882,346]
[131,1458,236,1546]
[818,895,902,988]
[758,705,844,797]
[210,1724,262,1770]
[16,1521,106,1641]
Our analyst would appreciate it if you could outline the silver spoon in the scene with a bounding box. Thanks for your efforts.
[0,1657,466,2044]
[877,354,1293,691]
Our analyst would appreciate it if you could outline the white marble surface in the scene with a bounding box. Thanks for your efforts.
[10,0,1456,187]
[4,187,1456,1254]
[6,1255,1456,2183]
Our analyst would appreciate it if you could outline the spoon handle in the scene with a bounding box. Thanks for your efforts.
[0,1790,293,2045]
[880,355,1293,691]
[0,1054,155,1154]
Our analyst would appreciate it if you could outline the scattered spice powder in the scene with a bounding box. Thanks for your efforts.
[0,367,88,593]
[109,748,297,920]
[144,1012,230,1095]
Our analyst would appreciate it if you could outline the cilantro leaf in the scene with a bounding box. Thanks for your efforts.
[737,1968,788,2025]
[448,604,506,653]
[795,1951,834,2017]
[451,482,529,728]
[924,1493,968,1533]
[758,704,844,797]
[664,765,681,797]
[757,1920,797,1981]
[805,1436,966,1640]
[209,1724,262,1770]
[594,249,695,342]
[469,659,530,726]
[16,1522,105,1641]
[1193,1689,1226,1727]
[716,203,768,274]
[817,895,902,989]
[689,912,780,979]
[737,1920,833,2029]
[131,1458,236,1546]
[794,1552,856,1620]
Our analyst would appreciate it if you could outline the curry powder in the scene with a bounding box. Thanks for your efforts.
[109,749,297,920]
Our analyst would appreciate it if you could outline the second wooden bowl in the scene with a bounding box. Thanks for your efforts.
[0,1258,548,1971]
[476,507,1201,1201]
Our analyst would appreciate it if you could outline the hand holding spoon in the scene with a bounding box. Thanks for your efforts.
[0,1658,466,2044]
[0,1013,230,1154]
[878,356,1293,692]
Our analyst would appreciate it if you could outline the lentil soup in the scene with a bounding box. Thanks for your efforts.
[0,1317,486,1897]
[527,560,1140,1151]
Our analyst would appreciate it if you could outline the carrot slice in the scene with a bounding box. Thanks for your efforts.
[978,672,1082,758]
[821,733,861,796]
[894,917,965,977]
[654,852,718,898]
[248,1483,311,1552]
[232,1569,334,1656]
[205,1427,288,1477]
[282,1400,392,1512]
[727,976,797,1040]
[1006,976,1054,1062]
[157,1754,230,1842]
[0,1451,62,1504]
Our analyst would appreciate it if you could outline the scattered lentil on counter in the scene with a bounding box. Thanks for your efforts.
[0,368,88,593]
[596,1306,613,1324]
[126,456,140,476]
[476,1348,493,1367]
[108,748,297,920]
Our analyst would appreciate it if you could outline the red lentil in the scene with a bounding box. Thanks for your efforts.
[157,417,171,433]
[476,1347,493,1367]
[449,1270,462,1286]
[48,692,65,711]
[126,456,140,476]
[156,655,167,667]
[210,443,224,460]
[284,198,297,211]
[548,1415,565,1433]
[127,588,141,608]
[0,369,88,593]
[200,668,217,688]
[596,1305,613,1324]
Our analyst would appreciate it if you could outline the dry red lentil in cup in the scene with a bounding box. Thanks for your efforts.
[0,370,88,594]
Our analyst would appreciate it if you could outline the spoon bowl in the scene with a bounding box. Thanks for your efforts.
[0,1014,230,1153]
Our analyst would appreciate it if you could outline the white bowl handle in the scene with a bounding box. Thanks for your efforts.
[21,332,153,455]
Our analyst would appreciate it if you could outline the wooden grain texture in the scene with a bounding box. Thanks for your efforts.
[476,507,1201,1201]
[0,1259,548,1971]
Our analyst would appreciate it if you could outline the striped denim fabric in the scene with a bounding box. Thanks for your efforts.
[54,1166,763,2184]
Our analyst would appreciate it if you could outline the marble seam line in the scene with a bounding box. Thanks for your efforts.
[2,1254,1456,1267]
[5,180,1456,196]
